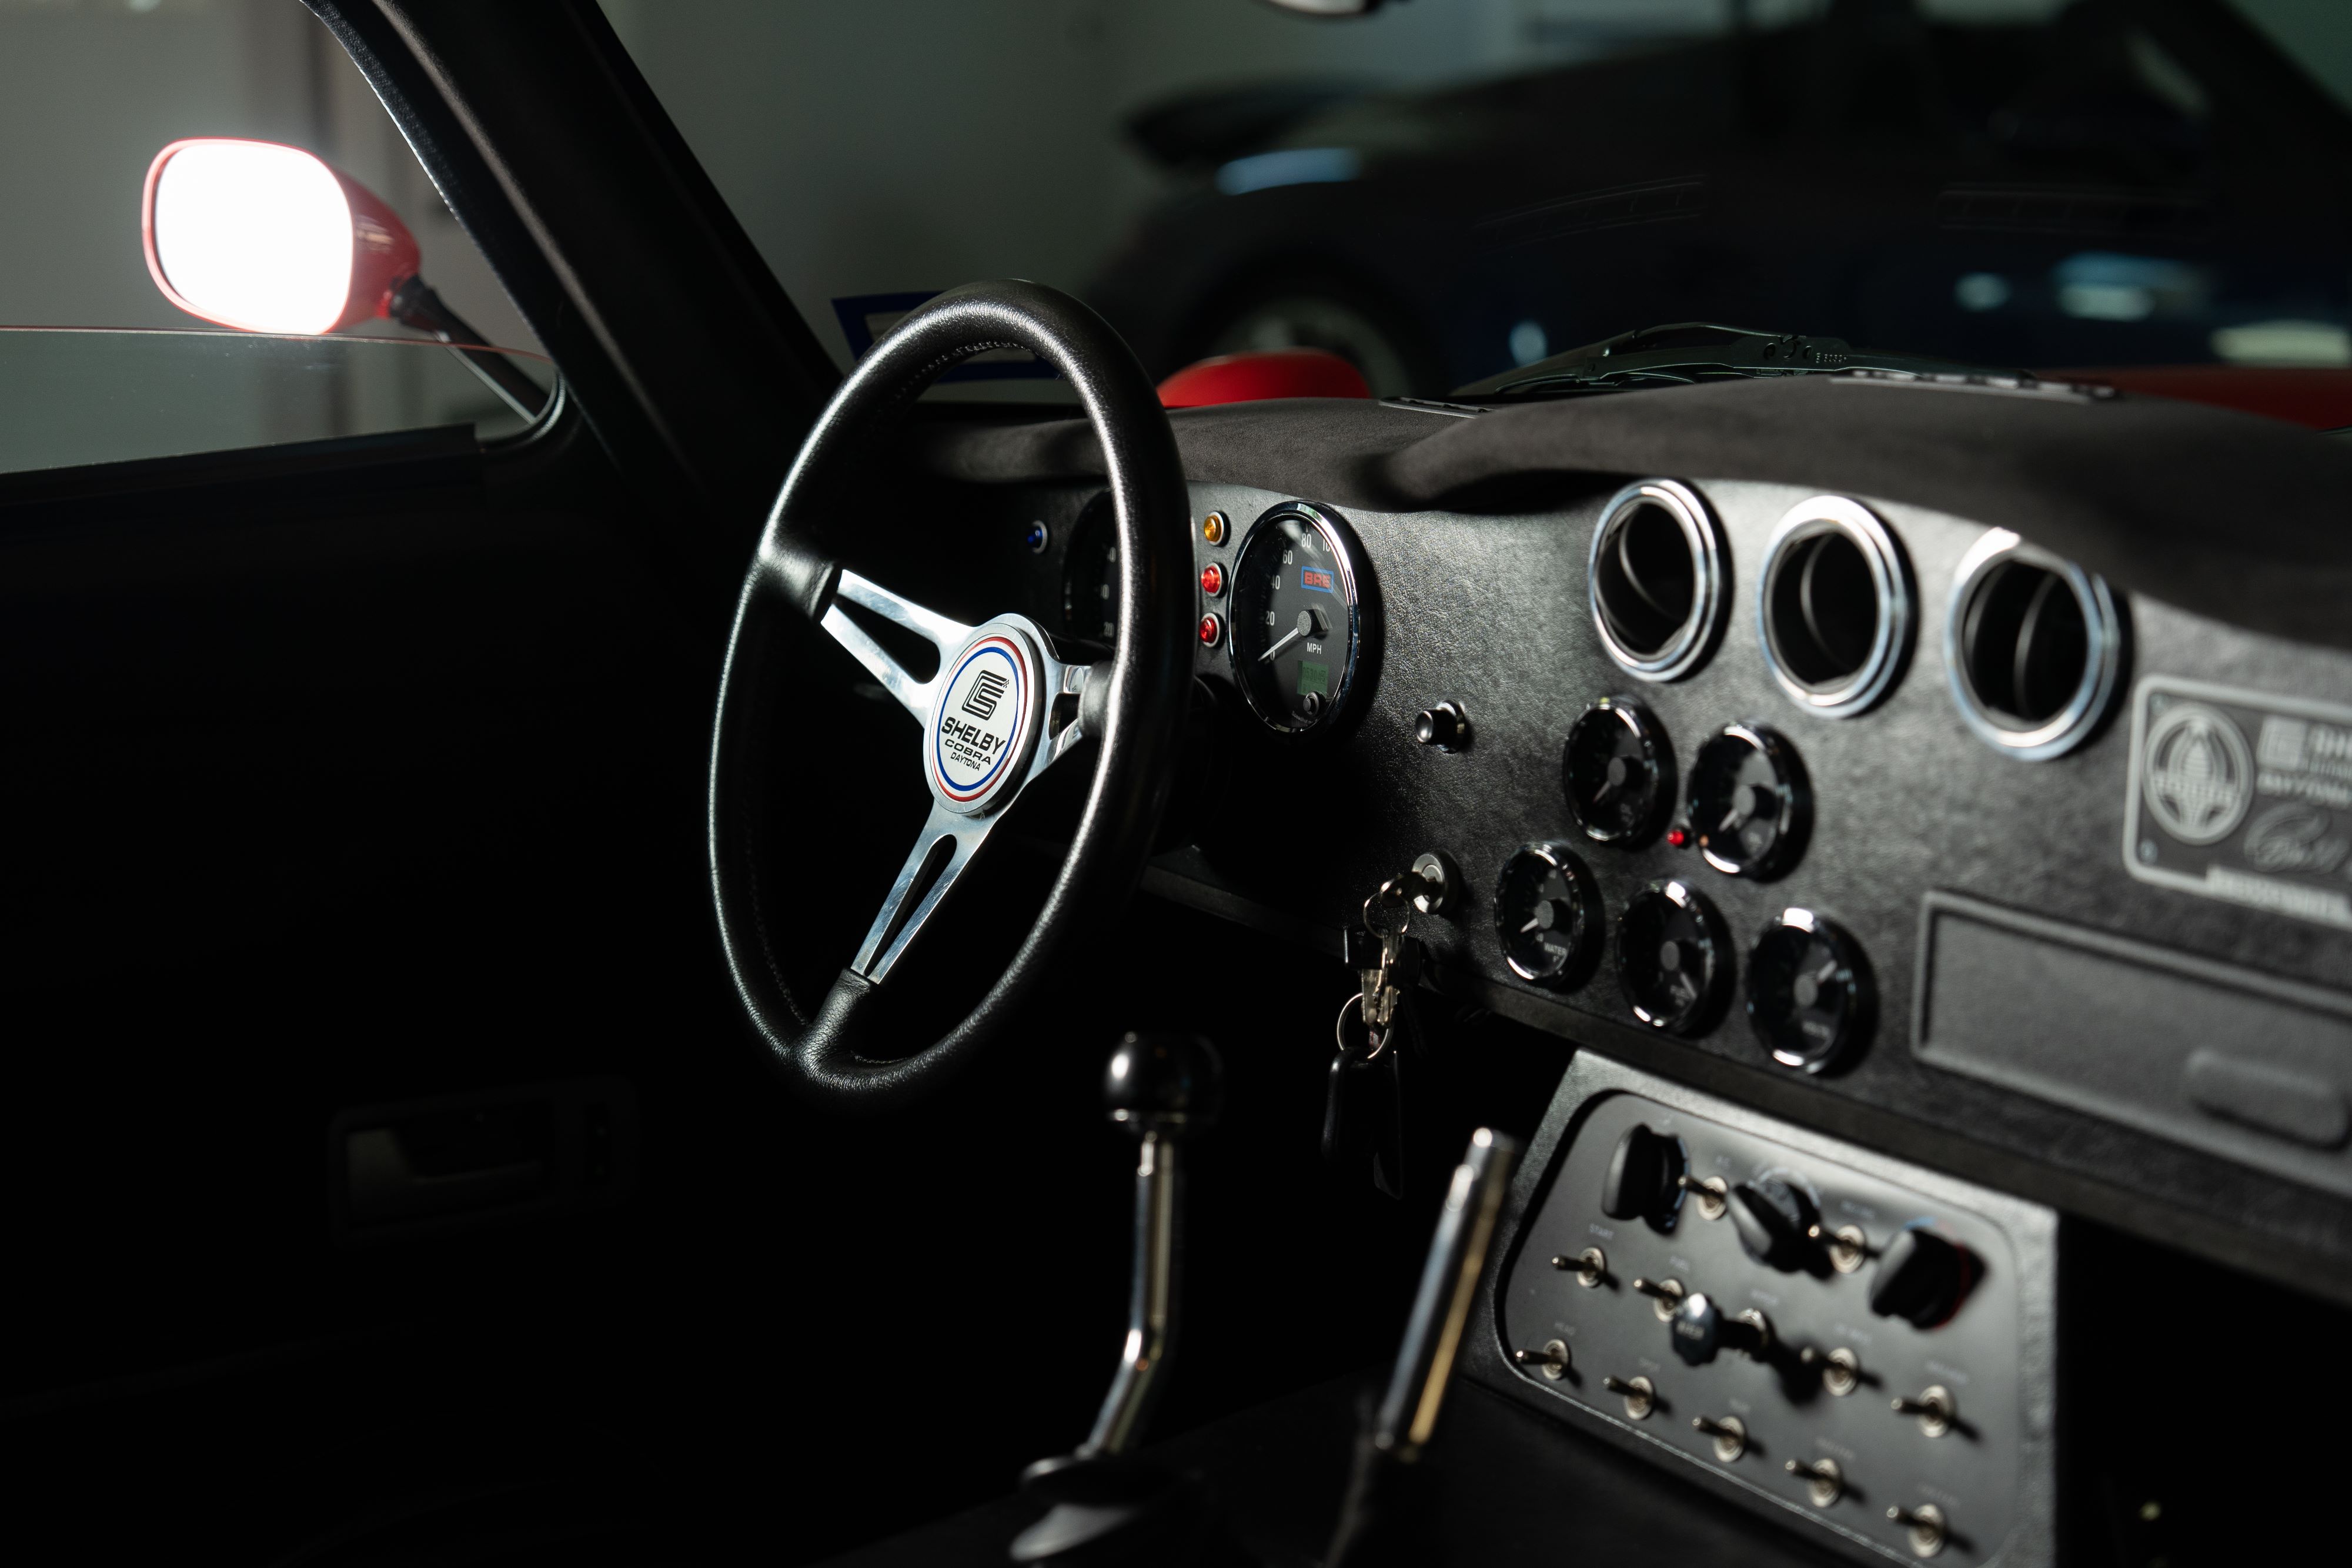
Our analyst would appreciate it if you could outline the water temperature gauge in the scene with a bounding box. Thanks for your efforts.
[1227,502,1367,734]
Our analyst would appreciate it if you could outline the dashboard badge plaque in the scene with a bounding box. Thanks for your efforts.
[2124,676,2352,931]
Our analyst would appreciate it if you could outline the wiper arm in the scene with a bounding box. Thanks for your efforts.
[1455,322,2011,399]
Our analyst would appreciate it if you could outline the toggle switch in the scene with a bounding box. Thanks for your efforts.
[1513,1339,1570,1380]
[1630,1275,1685,1320]
[1892,1384,1956,1437]
[1786,1456,1843,1507]
[1678,1172,1730,1219]
[1552,1246,1608,1288]
[1887,1503,1947,1558]
[1808,1221,1875,1274]
[1799,1345,1863,1397]
[1601,1374,1656,1420]
[1692,1413,1747,1462]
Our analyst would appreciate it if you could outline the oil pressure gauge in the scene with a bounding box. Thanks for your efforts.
[1746,908,1872,1072]
[1227,502,1367,735]
[1687,723,1809,879]
[1493,842,1603,988]
[1616,880,1731,1035]
[1563,696,1673,845]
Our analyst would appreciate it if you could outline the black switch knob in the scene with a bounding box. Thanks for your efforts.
[1600,1123,1686,1222]
[1668,1291,1770,1366]
[1868,1227,1974,1328]
[1728,1176,1815,1270]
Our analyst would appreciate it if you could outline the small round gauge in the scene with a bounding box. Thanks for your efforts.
[1746,909,1872,1072]
[1493,842,1603,988]
[1060,499,1118,646]
[1687,723,1810,880]
[1227,503,1365,734]
[1615,880,1731,1035]
[1563,697,1673,845]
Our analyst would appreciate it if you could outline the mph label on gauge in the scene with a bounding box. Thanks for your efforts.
[2123,676,2352,931]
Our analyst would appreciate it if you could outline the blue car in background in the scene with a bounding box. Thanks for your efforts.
[1089,0,2352,394]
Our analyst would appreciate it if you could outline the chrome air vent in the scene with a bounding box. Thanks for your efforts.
[1946,529,2124,760]
[1586,479,1726,682]
[1757,496,1913,718]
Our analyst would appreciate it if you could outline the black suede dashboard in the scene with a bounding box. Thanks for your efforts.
[887,383,2352,1304]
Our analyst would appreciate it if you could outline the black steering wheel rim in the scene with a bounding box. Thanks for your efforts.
[708,280,1192,1111]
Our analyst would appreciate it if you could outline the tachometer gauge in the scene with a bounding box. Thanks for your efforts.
[1616,880,1730,1035]
[1228,502,1365,734]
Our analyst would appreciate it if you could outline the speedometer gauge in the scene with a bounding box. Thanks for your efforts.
[1228,502,1366,735]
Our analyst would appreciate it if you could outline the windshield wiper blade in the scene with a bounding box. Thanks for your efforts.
[1456,322,2012,399]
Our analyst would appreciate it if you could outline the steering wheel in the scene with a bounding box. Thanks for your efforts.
[709,282,1194,1110]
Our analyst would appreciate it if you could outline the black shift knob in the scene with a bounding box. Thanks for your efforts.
[1104,1034,1222,1135]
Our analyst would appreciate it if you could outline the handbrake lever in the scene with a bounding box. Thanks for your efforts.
[1325,1128,1521,1568]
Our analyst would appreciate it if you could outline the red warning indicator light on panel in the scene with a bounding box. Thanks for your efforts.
[1198,613,1224,647]
[1200,563,1224,597]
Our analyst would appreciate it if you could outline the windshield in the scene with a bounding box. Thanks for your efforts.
[602,0,2352,399]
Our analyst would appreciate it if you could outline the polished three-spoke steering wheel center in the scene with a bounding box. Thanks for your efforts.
[709,280,1193,1110]
[824,583,1094,984]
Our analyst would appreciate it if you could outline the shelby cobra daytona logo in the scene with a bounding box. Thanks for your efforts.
[931,638,1027,803]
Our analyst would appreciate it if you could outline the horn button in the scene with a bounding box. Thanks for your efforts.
[927,625,1045,815]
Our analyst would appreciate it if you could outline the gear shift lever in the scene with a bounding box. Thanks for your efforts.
[1085,1031,1220,1455]
[1011,1033,1233,1566]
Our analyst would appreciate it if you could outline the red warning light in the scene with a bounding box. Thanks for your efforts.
[1200,563,1224,597]
[1666,825,1690,848]
[1197,613,1223,646]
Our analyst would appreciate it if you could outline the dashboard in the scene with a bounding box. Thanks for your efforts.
[870,381,2352,1561]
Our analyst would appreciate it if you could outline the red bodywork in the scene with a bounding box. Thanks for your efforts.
[1158,348,1371,408]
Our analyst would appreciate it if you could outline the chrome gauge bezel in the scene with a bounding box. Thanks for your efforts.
[1945,528,2126,761]
[1744,906,1872,1074]
[1756,495,1913,718]
[1562,695,1675,846]
[1587,479,1728,683]
[1492,841,1605,988]
[1225,500,1368,737]
[1614,878,1732,1035]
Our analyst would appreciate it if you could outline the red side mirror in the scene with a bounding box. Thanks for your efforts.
[142,138,420,335]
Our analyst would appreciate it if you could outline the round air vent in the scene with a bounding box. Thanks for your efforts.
[1945,529,2124,760]
[1756,496,1913,718]
[1587,479,1726,682]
